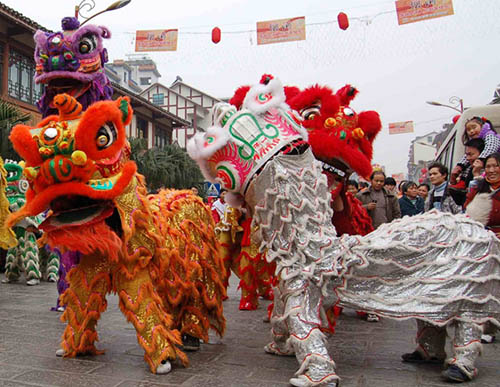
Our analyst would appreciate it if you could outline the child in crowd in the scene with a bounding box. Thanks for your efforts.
[450,138,484,205]
[384,177,397,195]
[450,116,500,190]
[346,180,359,195]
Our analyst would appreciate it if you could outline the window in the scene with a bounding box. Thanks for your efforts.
[152,93,164,105]
[136,117,148,140]
[8,49,42,105]
[140,77,151,85]
[124,71,127,82]
[427,136,433,143]
[155,126,169,148]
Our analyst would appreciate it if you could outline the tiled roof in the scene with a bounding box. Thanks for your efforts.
[0,1,51,33]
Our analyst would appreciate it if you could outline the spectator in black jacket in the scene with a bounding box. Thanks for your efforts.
[399,181,425,217]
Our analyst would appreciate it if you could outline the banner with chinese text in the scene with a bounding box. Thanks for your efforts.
[256,17,306,45]
[395,0,454,25]
[135,29,178,52]
[388,121,414,134]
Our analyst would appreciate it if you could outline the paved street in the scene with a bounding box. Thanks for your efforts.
[0,275,498,387]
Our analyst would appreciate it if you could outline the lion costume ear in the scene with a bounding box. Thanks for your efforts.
[10,124,43,166]
[116,97,133,126]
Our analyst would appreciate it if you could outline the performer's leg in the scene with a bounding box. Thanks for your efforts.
[265,281,294,356]
[59,252,111,357]
[21,230,41,285]
[238,249,258,310]
[256,254,274,300]
[443,321,482,382]
[481,322,497,343]
[287,292,338,386]
[267,278,338,386]
[3,227,25,282]
[55,251,80,311]
[114,263,185,374]
[3,246,20,282]
[45,247,60,282]
[403,320,446,363]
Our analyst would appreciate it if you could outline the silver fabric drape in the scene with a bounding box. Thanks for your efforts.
[245,148,500,386]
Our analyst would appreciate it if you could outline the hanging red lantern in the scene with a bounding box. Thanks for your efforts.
[212,27,221,44]
[338,12,349,30]
[418,177,424,183]
[421,168,427,174]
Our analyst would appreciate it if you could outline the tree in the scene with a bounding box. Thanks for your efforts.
[129,138,205,193]
[0,99,31,161]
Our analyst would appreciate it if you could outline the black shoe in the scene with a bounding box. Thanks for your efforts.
[401,350,443,364]
[441,365,469,383]
[182,334,200,351]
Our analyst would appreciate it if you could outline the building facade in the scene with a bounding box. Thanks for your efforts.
[0,3,203,151]
[407,132,438,183]
[0,2,48,125]
[105,56,162,94]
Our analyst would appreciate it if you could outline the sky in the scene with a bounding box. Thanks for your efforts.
[5,0,500,175]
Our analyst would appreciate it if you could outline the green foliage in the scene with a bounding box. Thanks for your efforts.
[0,99,31,161]
[129,137,205,193]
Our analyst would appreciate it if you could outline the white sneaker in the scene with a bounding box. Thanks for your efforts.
[205,330,222,344]
[156,360,172,374]
[481,334,496,344]
[55,348,66,357]
[367,313,380,322]
[27,279,40,286]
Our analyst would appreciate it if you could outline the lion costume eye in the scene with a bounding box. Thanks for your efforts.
[19,180,29,194]
[96,122,117,149]
[300,105,321,121]
[343,107,355,117]
[79,34,97,54]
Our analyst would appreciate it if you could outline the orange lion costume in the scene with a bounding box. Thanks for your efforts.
[8,94,226,374]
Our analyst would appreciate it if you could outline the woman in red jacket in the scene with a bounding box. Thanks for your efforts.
[464,152,500,344]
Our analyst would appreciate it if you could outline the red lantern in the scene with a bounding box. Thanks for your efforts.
[418,177,424,183]
[212,27,221,44]
[452,114,461,124]
[421,168,427,174]
[338,12,349,30]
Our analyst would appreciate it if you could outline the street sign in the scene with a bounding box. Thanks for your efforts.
[204,182,221,197]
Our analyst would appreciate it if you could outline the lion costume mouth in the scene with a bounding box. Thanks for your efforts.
[45,78,91,101]
[40,195,114,232]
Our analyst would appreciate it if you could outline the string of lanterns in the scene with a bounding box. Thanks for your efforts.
[210,12,350,44]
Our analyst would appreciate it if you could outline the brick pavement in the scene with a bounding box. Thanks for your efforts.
[0,275,498,386]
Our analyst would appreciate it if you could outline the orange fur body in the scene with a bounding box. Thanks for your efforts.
[8,94,226,373]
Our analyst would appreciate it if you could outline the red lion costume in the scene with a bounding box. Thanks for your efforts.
[289,84,382,237]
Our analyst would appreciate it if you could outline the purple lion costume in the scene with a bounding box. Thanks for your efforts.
[33,17,113,309]
[34,17,113,117]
